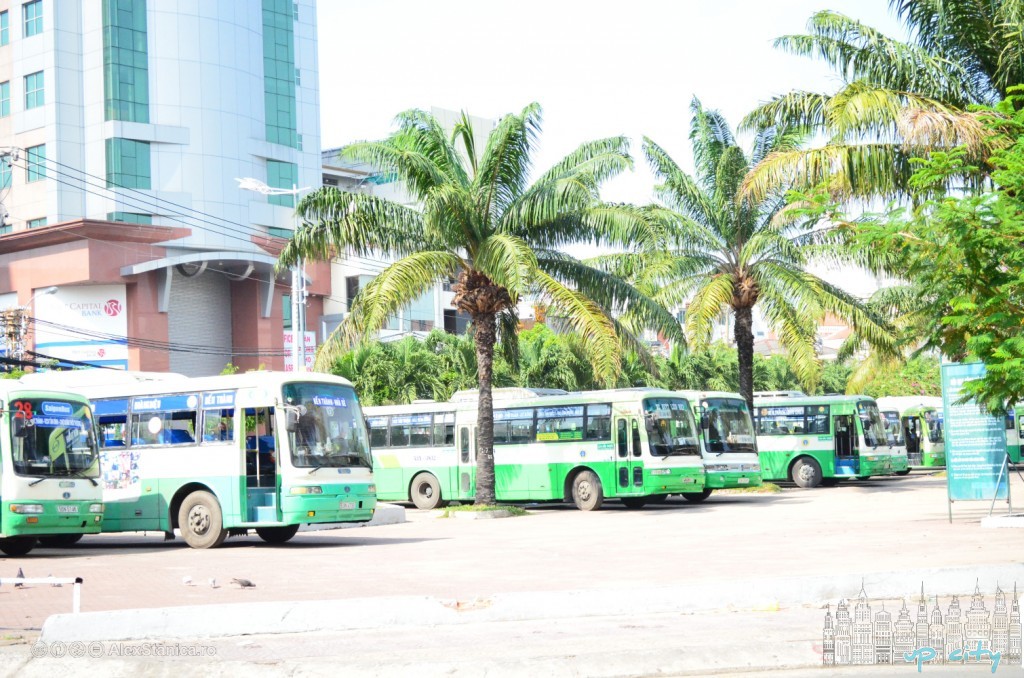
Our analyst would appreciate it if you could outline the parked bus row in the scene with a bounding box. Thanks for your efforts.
[2,367,965,554]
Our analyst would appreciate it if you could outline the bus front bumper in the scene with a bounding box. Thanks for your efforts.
[704,471,763,490]
[645,467,705,494]
[3,500,104,537]
[281,486,377,525]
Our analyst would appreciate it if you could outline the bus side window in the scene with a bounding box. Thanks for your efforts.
[617,419,628,458]
[631,419,641,457]
[459,426,470,463]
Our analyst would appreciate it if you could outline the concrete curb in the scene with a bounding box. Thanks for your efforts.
[39,563,1024,643]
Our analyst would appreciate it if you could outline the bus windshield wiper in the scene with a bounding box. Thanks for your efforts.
[28,476,49,486]
[67,468,99,486]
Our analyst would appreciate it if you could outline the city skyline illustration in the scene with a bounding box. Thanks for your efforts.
[822,582,1021,667]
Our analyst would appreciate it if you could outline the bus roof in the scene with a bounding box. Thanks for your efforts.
[19,369,356,400]
[0,377,93,402]
[753,394,875,407]
[875,396,943,414]
[366,387,699,416]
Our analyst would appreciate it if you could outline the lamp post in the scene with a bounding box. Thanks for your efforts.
[236,178,311,372]
[1,285,58,368]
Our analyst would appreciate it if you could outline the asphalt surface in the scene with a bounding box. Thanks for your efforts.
[0,470,1020,676]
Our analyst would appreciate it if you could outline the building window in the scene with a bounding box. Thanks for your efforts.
[295,68,300,85]
[26,217,47,228]
[0,11,9,46]
[107,211,153,224]
[26,144,45,182]
[0,160,10,188]
[263,0,298,148]
[24,71,44,109]
[293,2,299,20]
[268,226,292,239]
[105,138,151,189]
[0,81,8,117]
[102,0,149,123]
[282,294,292,330]
[23,0,42,37]
[266,160,297,207]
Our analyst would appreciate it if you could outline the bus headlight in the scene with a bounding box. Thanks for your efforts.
[10,504,44,514]
[290,486,323,495]
[367,484,376,493]
[705,464,729,472]
[89,504,104,514]
[649,469,671,475]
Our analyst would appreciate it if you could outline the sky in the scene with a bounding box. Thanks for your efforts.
[315,0,907,295]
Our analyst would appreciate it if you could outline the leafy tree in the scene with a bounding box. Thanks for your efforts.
[742,0,1024,201]
[852,92,1024,410]
[280,105,680,504]
[600,99,893,411]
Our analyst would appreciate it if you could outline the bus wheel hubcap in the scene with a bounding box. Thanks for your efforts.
[578,482,591,501]
[421,485,433,498]
[189,506,210,534]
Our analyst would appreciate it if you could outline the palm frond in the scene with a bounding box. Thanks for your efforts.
[473,233,538,301]
[475,102,542,229]
[280,189,425,267]
[683,274,735,350]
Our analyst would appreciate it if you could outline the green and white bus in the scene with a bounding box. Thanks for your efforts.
[675,390,761,501]
[368,388,706,511]
[1005,404,1023,464]
[23,370,375,548]
[753,395,900,488]
[0,378,104,556]
[876,396,944,468]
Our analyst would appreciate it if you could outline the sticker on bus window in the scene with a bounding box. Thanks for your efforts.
[132,395,197,412]
[41,401,75,417]
[203,391,235,408]
[312,395,347,408]
[391,414,432,425]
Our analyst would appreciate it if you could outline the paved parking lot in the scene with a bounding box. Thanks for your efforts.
[1,471,1020,636]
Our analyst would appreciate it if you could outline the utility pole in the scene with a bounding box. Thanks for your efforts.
[0,307,27,367]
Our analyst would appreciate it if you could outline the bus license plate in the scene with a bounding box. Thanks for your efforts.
[737,478,750,485]
[339,501,356,510]
[57,505,79,513]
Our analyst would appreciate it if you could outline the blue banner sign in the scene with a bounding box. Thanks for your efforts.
[93,399,129,416]
[132,394,198,413]
[941,362,1009,501]
[41,401,75,416]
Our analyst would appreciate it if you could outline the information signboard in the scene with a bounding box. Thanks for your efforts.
[940,362,1009,506]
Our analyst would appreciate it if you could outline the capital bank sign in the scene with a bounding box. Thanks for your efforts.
[35,285,129,369]
[66,299,123,318]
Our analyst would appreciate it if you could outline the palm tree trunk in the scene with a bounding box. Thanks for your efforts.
[472,311,497,505]
[734,305,755,413]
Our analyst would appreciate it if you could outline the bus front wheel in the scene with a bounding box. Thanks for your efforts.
[682,489,713,503]
[38,534,83,548]
[791,458,823,489]
[571,470,604,511]
[256,524,300,544]
[178,491,228,549]
[0,537,37,557]
[410,473,446,510]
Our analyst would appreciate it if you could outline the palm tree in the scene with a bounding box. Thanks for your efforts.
[598,99,893,411]
[740,1,1024,201]
[278,104,681,505]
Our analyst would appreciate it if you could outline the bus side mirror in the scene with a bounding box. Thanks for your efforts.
[285,409,299,433]
[700,412,710,430]
[12,415,28,438]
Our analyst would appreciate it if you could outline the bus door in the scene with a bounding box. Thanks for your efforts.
[614,416,644,494]
[455,424,476,499]
[243,406,280,522]
[833,415,858,475]
[903,416,921,464]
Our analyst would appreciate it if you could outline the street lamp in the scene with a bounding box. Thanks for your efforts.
[236,178,311,372]
[1,286,58,367]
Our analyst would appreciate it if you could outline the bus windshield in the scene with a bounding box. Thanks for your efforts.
[924,410,943,443]
[283,382,371,468]
[10,398,100,478]
[701,397,756,454]
[644,398,700,456]
[857,401,887,448]
[881,411,905,446]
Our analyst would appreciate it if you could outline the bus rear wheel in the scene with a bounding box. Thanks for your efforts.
[621,497,647,509]
[571,470,604,511]
[410,473,446,510]
[0,537,36,557]
[682,489,713,503]
[178,490,228,549]
[38,534,83,548]
[791,458,823,489]
[255,524,299,544]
